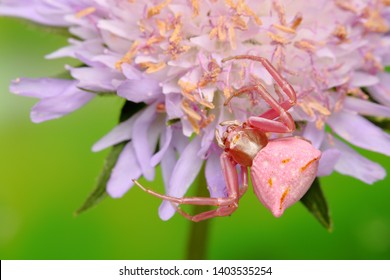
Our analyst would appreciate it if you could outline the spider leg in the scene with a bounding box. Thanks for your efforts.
[239,165,248,198]
[227,84,295,133]
[172,203,236,222]
[133,153,240,222]
[222,55,296,104]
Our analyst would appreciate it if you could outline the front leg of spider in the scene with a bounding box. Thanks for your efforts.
[132,152,244,222]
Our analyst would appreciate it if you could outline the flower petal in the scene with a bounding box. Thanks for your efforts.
[302,121,325,149]
[343,97,390,117]
[205,149,227,198]
[368,72,390,107]
[69,66,122,92]
[107,142,142,198]
[350,72,379,87]
[317,148,341,177]
[323,136,386,184]
[150,126,173,167]
[0,0,69,26]
[172,129,190,154]
[165,93,184,119]
[132,105,157,180]
[30,86,94,123]
[92,112,140,152]
[160,143,177,189]
[10,77,72,98]
[197,122,216,158]
[117,79,161,103]
[327,110,390,156]
[158,137,203,221]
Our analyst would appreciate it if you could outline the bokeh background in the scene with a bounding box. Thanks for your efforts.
[1,17,390,260]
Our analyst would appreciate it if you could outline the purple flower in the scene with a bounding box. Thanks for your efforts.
[10,78,94,123]
[2,0,390,220]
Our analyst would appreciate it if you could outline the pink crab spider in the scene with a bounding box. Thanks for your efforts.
[133,55,321,222]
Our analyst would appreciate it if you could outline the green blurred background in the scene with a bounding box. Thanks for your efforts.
[1,17,390,260]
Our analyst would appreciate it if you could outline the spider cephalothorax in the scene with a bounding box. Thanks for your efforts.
[217,122,268,167]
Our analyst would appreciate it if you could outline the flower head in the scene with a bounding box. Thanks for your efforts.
[2,0,390,220]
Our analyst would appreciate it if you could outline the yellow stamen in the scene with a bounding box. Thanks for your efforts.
[167,15,190,59]
[223,87,232,99]
[226,0,262,25]
[178,80,197,96]
[290,13,303,30]
[198,59,222,88]
[273,23,296,34]
[315,118,325,130]
[333,24,348,41]
[147,0,171,18]
[138,61,166,73]
[267,32,289,44]
[200,114,216,129]
[311,103,331,116]
[335,0,358,13]
[209,27,218,40]
[217,16,227,41]
[190,0,200,17]
[181,101,201,134]
[75,7,96,18]
[197,99,215,109]
[232,16,248,30]
[228,26,237,50]
[237,0,262,25]
[146,35,165,46]
[364,52,384,71]
[156,19,168,36]
[362,7,389,33]
[272,0,287,25]
[115,41,140,71]
[294,39,318,52]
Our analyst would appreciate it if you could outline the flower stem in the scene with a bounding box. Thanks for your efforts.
[186,166,211,260]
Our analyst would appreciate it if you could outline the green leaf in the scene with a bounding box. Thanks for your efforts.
[300,178,332,231]
[75,141,126,215]
[75,100,145,215]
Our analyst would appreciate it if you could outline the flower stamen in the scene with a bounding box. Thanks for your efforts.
[147,0,171,18]
[115,41,140,71]
[190,0,200,17]
[361,7,389,33]
[75,7,96,18]
[138,61,167,73]
[272,24,296,34]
